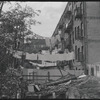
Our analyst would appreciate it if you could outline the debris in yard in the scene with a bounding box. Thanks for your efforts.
[33,74,100,99]
[66,76,100,99]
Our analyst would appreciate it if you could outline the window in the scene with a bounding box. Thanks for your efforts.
[76,67,77,70]
[73,31,74,44]
[77,26,79,39]
[78,48,80,61]
[96,66,99,71]
[81,22,83,36]
[81,46,84,60]
[69,2,71,6]
[75,27,76,39]
[91,68,94,76]
[74,9,76,20]
[80,2,83,15]
[75,46,77,60]
[29,72,33,80]
[76,27,78,39]
[80,3,82,13]
[70,35,72,44]
[75,4,82,20]
[79,46,84,62]
[74,5,77,20]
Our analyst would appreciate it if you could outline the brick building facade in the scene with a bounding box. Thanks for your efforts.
[51,2,100,75]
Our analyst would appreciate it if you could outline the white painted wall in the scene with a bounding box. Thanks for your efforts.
[87,63,100,77]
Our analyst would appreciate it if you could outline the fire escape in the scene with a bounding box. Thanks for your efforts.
[56,24,64,54]
[75,7,82,20]
[58,4,73,53]
[64,15,73,53]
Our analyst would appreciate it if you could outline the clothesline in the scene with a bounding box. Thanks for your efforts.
[13,50,75,62]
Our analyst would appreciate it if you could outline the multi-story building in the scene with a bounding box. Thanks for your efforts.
[23,39,49,53]
[51,2,100,76]
[72,2,84,71]
[51,3,72,52]
[51,2,74,69]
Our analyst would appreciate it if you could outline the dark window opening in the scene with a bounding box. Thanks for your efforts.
[75,27,76,40]
[96,66,99,71]
[78,48,80,61]
[73,31,74,44]
[81,22,83,37]
[75,46,77,60]
[81,46,84,61]
[77,26,79,39]
[76,67,77,70]
[91,68,94,76]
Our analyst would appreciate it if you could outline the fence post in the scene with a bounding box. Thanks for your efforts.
[48,71,50,82]
[38,94,41,99]
[65,91,69,99]
[52,92,56,99]
[33,72,34,82]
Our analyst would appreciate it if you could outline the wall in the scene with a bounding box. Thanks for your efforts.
[45,37,51,47]
[23,68,28,80]
[87,63,100,77]
[73,2,83,69]
[23,68,34,80]
[88,42,100,64]
[86,2,100,64]
[22,67,84,84]
[51,36,56,48]
[86,2,100,40]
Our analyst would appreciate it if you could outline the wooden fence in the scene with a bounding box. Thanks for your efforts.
[22,74,62,84]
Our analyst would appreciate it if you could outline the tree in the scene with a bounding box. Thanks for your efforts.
[0,2,41,73]
[0,2,41,47]
[0,67,28,98]
[0,2,42,98]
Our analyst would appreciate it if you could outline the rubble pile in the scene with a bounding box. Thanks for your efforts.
[37,74,100,99]
[39,83,67,97]
[77,76,100,99]
[65,76,100,99]
[37,73,76,98]
[44,73,77,86]
[69,75,90,87]
[26,73,100,99]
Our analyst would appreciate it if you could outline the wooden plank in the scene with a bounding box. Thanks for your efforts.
[22,75,61,77]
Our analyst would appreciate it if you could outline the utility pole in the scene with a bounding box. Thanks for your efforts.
[14,26,18,50]
[22,31,26,67]
[13,26,17,69]
[13,25,21,69]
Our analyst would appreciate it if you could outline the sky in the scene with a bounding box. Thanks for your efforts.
[3,2,67,38]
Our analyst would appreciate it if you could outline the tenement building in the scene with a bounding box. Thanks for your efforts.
[51,2,100,76]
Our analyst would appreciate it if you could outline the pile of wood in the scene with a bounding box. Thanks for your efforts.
[39,83,68,96]
[43,73,77,86]
[37,73,77,98]
[27,74,100,99]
